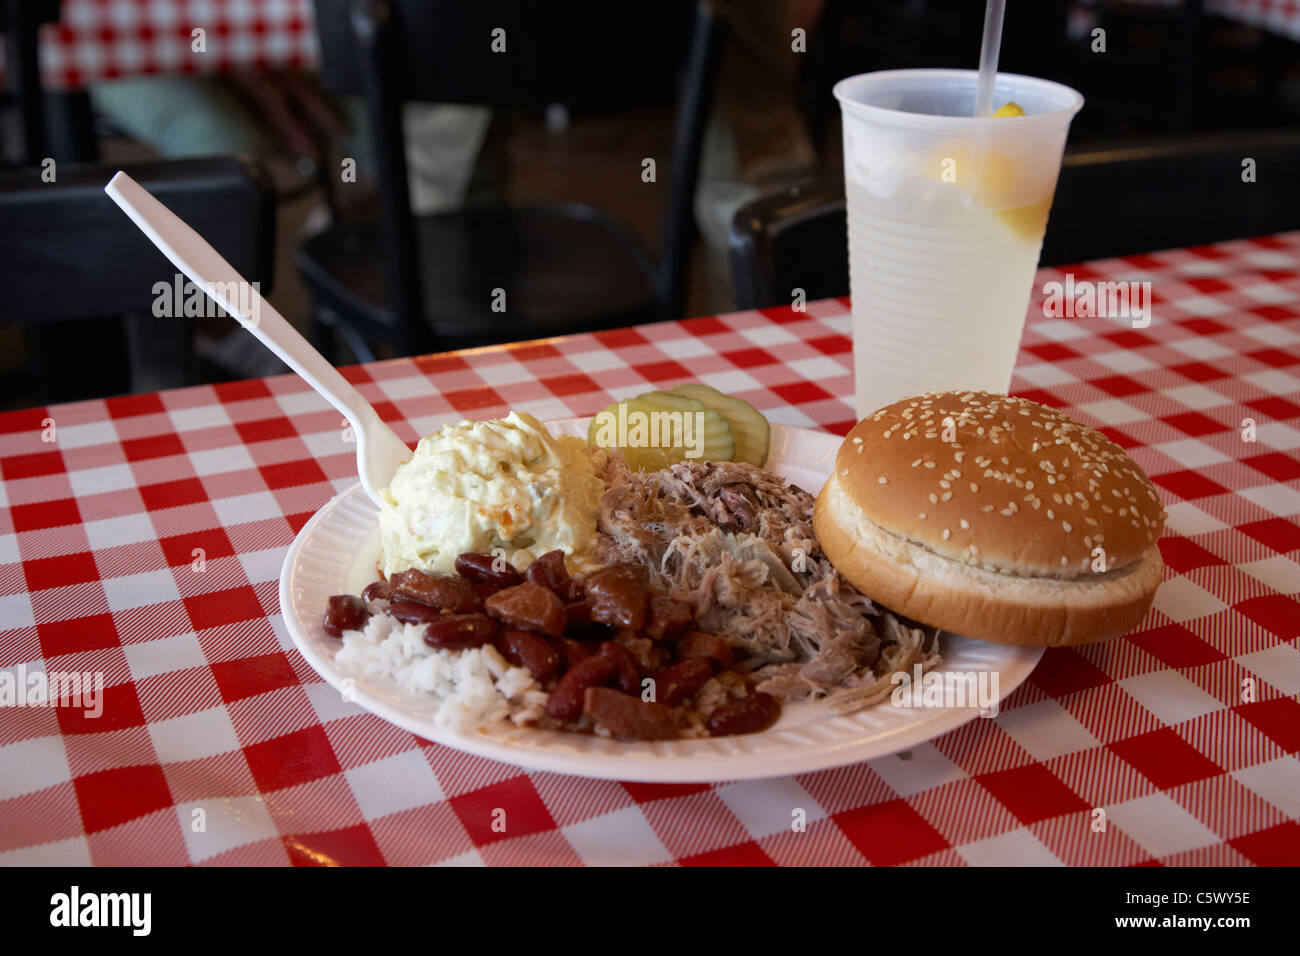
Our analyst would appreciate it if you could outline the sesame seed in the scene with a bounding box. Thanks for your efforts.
[911,458,923,468]
[1062,521,1072,532]
[929,493,938,504]
[960,519,970,529]
[982,505,994,513]
[878,476,888,484]
[942,528,951,540]
[924,461,936,469]
[918,512,927,520]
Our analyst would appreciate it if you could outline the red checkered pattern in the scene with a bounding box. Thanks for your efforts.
[0,0,318,91]
[9,0,1300,92]
[1122,0,1300,40]
[1,234,1299,865]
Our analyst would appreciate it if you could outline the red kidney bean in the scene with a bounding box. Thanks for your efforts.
[455,552,523,588]
[387,599,444,627]
[484,583,566,638]
[584,565,649,630]
[707,692,779,737]
[423,612,499,649]
[645,596,693,641]
[496,629,562,682]
[597,641,641,696]
[555,636,594,668]
[361,580,390,603]
[323,595,369,637]
[525,549,563,587]
[583,687,678,740]
[654,657,713,707]
[614,630,670,675]
[547,655,617,722]
[674,630,733,670]
[564,598,592,633]
[471,580,506,602]
[389,568,480,613]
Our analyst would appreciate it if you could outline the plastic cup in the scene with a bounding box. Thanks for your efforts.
[833,69,1083,417]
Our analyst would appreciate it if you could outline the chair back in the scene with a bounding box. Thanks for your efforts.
[729,131,1300,309]
[310,0,718,341]
[0,157,275,401]
[1041,131,1300,265]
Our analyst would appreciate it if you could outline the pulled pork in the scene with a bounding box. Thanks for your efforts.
[597,457,940,713]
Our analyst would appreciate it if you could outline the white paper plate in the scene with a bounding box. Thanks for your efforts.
[280,419,1042,782]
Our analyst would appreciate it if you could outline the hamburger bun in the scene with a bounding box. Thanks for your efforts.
[814,391,1167,646]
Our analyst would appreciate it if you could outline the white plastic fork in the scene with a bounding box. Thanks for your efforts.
[104,171,411,507]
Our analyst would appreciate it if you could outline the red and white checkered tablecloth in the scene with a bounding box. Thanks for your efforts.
[1,234,1299,866]
[6,0,319,91]
[1123,0,1300,41]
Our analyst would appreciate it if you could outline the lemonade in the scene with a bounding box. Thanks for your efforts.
[834,70,1083,417]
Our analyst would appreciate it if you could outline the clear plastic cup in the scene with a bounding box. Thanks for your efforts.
[833,69,1083,417]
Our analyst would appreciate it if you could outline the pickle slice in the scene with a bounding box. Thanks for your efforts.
[588,394,734,470]
[670,383,771,466]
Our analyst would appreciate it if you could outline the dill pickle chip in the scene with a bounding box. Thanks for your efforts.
[670,383,771,466]
[587,396,733,470]
[636,391,735,463]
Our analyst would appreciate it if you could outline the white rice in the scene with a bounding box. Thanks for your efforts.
[334,607,548,731]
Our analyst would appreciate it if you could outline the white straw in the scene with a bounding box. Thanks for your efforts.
[974,0,1006,116]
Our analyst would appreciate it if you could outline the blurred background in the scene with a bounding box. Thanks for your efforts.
[3,0,1300,409]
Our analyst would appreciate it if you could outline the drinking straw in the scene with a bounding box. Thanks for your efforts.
[974,0,1006,116]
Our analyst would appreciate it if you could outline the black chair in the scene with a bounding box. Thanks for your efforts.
[299,0,722,361]
[729,132,1300,309]
[0,157,275,402]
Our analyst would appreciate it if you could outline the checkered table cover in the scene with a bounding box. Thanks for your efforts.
[0,0,319,91]
[1104,0,1300,42]
[2,234,1299,866]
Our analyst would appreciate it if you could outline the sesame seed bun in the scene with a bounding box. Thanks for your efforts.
[814,391,1167,646]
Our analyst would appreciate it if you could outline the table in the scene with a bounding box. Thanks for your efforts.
[6,0,318,90]
[1112,0,1300,42]
[2,234,1298,866]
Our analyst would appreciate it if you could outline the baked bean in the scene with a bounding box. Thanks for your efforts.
[597,641,641,696]
[455,552,523,588]
[584,565,649,630]
[583,687,678,740]
[707,693,779,737]
[645,596,693,641]
[423,613,499,650]
[654,657,713,707]
[361,580,390,603]
[389,568,480,613]
[496,629,563,682]
[547,655,617,721]
[674,630,733,670]
[323,595,369,637]
[485,583,566,638]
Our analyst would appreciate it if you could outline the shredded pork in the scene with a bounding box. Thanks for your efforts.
[597,457,941,712]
